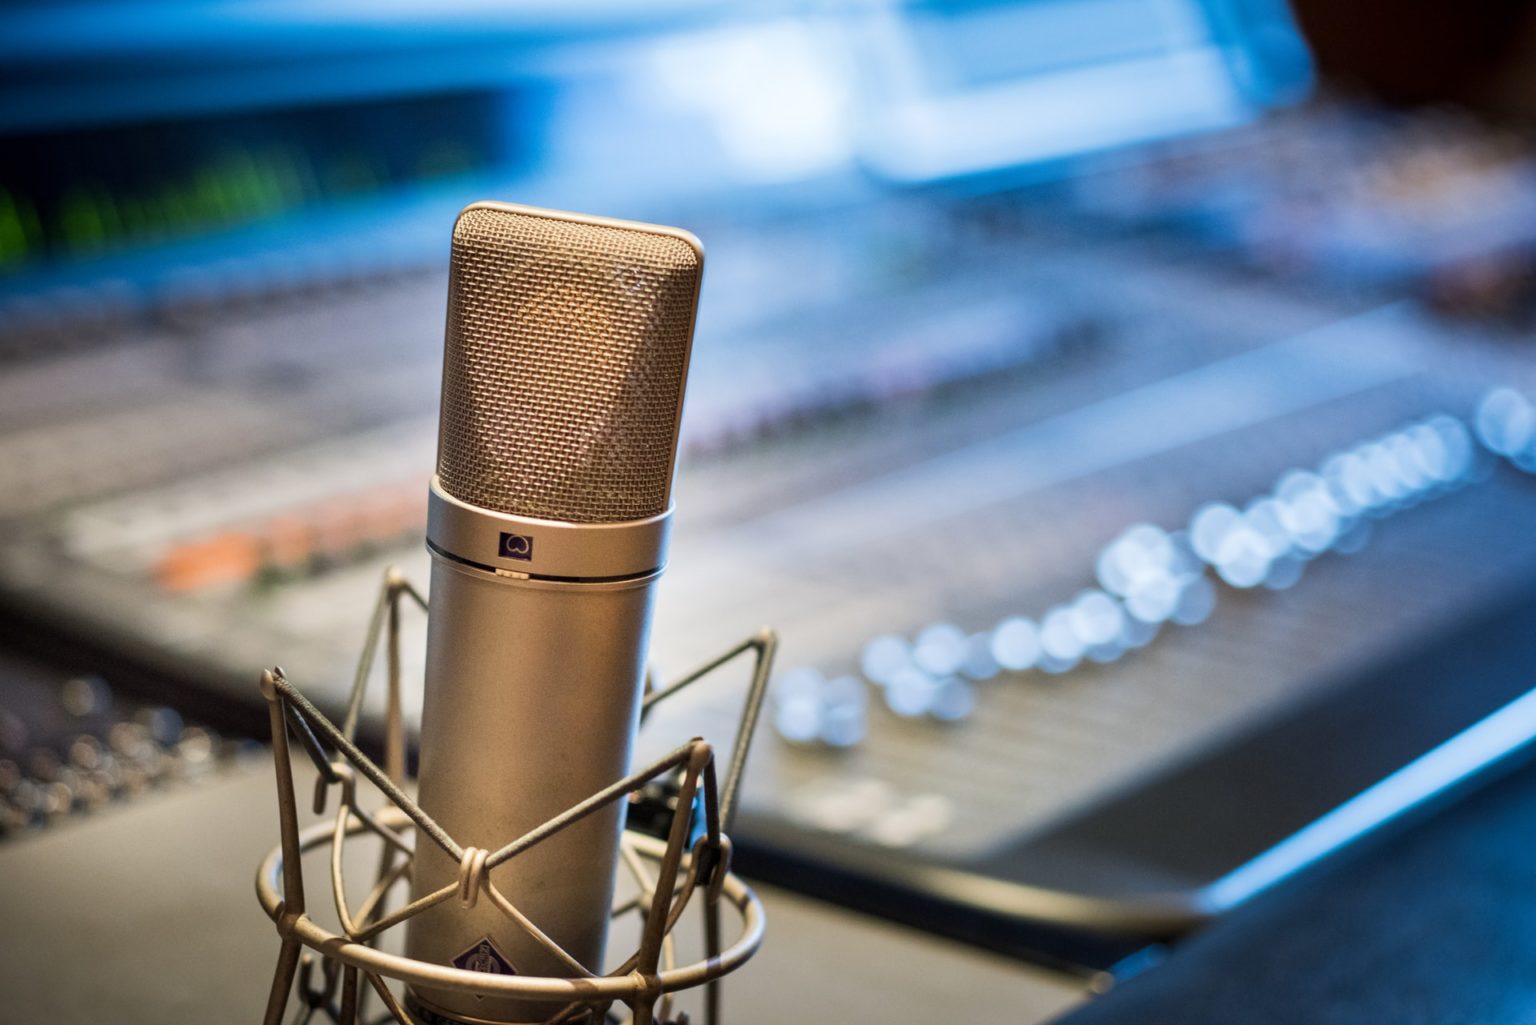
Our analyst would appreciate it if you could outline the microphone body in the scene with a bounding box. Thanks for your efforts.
[404,203,703,1025]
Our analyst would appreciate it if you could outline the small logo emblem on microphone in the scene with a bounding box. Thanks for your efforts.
[498,532,534,561]
[453,937,517,975]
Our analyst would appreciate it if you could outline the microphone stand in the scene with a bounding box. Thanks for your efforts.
[252,567,776,1025]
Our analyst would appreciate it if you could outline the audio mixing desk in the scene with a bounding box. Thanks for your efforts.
[5,122,1536,973]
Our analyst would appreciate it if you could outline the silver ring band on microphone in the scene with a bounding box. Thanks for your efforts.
[426,475,672,582]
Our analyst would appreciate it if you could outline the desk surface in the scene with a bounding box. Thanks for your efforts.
[0,759,1086,1024]
[7,750,1536,1024]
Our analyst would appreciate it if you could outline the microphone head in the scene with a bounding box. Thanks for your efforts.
[436,203,704,524]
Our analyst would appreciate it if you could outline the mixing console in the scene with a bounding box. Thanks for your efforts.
[4,102,1536,967]
[0,648,244,838]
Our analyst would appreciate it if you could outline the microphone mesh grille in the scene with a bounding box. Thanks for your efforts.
[437,206,702,524]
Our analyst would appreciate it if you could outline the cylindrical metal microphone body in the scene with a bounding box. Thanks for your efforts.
[406,554,656,1023]
[403,203,704,1025]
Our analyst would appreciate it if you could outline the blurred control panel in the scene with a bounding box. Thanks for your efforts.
[7,0,1536,973]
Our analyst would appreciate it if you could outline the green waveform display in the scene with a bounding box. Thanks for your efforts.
[2,89,523,271]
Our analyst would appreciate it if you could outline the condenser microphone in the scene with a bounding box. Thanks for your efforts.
[404,202,704,1025]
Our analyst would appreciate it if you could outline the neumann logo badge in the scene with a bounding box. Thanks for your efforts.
[453,936,517,976]
[498,532,534,561]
